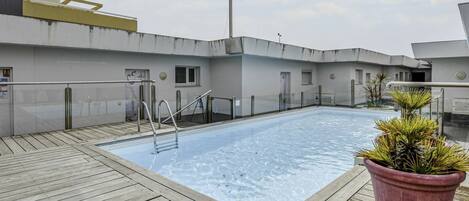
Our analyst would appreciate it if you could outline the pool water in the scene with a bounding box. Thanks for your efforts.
[102,108,397,201]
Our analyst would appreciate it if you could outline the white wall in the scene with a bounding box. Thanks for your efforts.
[431,57,469,113]
[0,44,211,135]
[316,63,354,106]
[209,57,242,115]
[354,63,385,104]
[241,55,317,115]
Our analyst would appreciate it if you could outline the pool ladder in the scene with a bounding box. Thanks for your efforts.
[141,101,179,154]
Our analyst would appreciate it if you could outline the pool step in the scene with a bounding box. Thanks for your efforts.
[155,141,178,153]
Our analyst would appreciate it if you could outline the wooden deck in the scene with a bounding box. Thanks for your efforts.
[0,144,214,201]
[0,122,159,156]
[0,122,216,201]
[307,165,469,201]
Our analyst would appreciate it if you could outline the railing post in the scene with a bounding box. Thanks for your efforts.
[441,88,445,135]
[139,84,144,120]
[206,95,213,123]
[151,84,156,121]
[279,93,282,111]
[351,79,355,107]
[251,95,255,116]
[301,92,304,108]
[318,85,322,106]
[176,90,182,121]
[64,86,72,130]
[231,96,236,120]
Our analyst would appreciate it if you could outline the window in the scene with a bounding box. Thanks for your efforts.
[404,72,409,81]
[366,73,371,83]
[395,73,399,81]
[175,66,200,86]
[399,72,404,81]
[355,69,363,85]
[302,71,312,85]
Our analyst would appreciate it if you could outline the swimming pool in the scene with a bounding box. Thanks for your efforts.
[102,108,397,201]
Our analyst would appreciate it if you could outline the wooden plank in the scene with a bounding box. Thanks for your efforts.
[22,134,47,149]
[59,178,136,201]
[0,164,112,200]
[149,196,170,201]
[307,166,367,201]
[42,133,67,146]
[82,184,146,201]
[0,138,13,155]
[11,136,36,152]
[60,131,84,143]
[327,170,371,201]
[100,184,158,201]
[84,145,214,201]
[19,172,124,201]
[51,131,82,144]
[31,134,57,148]
[1,136,25,154]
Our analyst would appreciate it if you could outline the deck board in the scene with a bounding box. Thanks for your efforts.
[0,138,13,155]
[309,165,469,201]
[0,145,214,201]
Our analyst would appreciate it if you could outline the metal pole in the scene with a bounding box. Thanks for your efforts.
[64,86,72,130]
[151,84,156,121]
[176,90,182,120]
[351,79,355,107]
[251,95,255,116]
[139,84,144,120]
[301,92,304,108]
[206,95,213,123]
[231,97,236,120]
[441,88,445,135]
[229,0,233,38]
[318,85,322,106]
[279,93,282,112]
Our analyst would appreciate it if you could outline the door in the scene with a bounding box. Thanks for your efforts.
[411,72,426,82]
[280,72,291,110]
[125,69,149,121]
[0,68,12,136]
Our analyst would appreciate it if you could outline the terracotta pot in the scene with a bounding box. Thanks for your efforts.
[364,159,466,201]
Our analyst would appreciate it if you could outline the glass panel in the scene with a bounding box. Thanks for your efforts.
[13,85,65,135]
[175,67,186,84]
[188,68,195,83]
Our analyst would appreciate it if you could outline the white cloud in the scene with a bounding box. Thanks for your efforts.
[89,0,465,56]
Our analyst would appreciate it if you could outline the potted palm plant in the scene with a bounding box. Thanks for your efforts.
[358,90,469,201]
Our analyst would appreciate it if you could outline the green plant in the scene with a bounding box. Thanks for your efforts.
[358,89,469,175]
[364,73,387,107]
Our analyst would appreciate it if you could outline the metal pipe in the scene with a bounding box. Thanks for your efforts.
[1,80,156,86]
[318,85,322,106]
[441,88,445,135]
[301,92,304,108]
[176,90,182,120]
[231,96,235,120]
[162,90,212,123]
[64,87,72,130]
[387,81,469,88]
[251,95,255,116]
[351,79,355,107]
[229,0,233,38]
[206,95,213,123]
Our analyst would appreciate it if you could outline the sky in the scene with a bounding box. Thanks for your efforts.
[92,0,468,57]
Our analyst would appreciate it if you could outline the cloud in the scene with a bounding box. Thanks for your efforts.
[88,0,465,56]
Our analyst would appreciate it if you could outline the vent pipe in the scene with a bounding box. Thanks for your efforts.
[229,0,233,38]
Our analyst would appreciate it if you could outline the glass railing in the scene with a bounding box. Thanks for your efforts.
[1,80,155,136]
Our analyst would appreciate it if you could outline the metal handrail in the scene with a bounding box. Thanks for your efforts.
[0,80,155,86]
[387,81,469,88]
[162,90,212,123]
[140,101,158,146]
[156,100,179,153]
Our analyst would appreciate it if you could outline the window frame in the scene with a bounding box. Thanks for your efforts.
[365,73,371,83]
[301,70,313,85]
[355,69,364,85]
[175,66,200,87]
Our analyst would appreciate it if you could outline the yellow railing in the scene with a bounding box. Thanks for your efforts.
[23,0,137,32]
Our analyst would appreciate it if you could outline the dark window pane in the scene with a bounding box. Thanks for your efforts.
[189,68,195,82]
[175,67,186,84]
